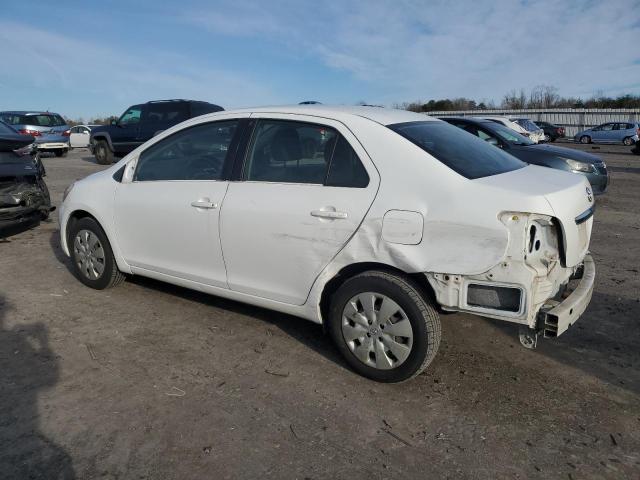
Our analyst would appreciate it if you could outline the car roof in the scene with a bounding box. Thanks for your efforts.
[216,105,434,126]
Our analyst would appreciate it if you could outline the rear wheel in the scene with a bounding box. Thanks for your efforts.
[328,271,441,382]
[580,135,591,144]
[94,140,114,165]
[68,217,125,289]
[622,136,634,146]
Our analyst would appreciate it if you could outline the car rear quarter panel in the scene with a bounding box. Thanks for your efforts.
[306,119,557,307]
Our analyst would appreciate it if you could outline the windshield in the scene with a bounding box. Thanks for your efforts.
[388,121,525,179]
[515,119,539,131]
[0,121,18,136]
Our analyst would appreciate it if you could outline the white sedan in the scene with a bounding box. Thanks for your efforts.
[69,124,100,148]
[59,106,596,382]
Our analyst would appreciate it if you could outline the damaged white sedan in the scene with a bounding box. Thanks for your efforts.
[59,106,595,382]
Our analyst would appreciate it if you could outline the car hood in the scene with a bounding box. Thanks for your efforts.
[0,132,34,151]
[524,144,603,163]
[475,165,594,267]
[89,125,109,135]
[0,160,39,177]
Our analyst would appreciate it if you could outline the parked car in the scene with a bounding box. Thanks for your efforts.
[534,120,565,142]
[479,116,540,143]
[574,122,640,145]
[441,116,609,195]
[90,99,224,164]
[0,111,70,157]
[70,124,100,148]
[0,120,53,238]
[511,118,545,143]
[60,106,595,382]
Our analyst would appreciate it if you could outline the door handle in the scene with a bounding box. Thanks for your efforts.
[310,209,348,220]
[190,199,218,209]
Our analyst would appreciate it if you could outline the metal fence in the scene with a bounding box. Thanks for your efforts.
[425,108,640,137]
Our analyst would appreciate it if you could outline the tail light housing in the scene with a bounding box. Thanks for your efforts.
[558,127,565,135]
[62,129,71,137]
[18,129,42,137]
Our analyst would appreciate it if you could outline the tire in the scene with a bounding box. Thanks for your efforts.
[38,180,51,220]
[622,136,633,146]
[94,140,114,165]
[55,149,68,157]
[328,270,441,382]
[68,217,125,290]
[580,135,591,144]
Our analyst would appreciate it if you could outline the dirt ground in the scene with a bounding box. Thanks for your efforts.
[1,142,639,479]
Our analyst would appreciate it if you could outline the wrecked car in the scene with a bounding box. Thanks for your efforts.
[0,121,53,238]
[59,106,596,382]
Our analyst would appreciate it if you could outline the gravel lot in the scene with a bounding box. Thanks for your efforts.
[1,143,639,479]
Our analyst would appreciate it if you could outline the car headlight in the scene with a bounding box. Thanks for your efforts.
[564,158,595,173]
[62,181,76,202]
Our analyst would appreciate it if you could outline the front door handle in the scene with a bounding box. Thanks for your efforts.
[190,199,218,209]
[310,209,348,220]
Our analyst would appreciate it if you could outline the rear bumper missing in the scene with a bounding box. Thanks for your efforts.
[538,254,595,337]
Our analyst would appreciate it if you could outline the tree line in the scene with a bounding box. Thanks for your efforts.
[396,85,640,112]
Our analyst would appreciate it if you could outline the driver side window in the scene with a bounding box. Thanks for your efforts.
[119,105,143,125]
[135,120,239,181]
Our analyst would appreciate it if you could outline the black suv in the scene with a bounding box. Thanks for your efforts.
[90,99,224,164]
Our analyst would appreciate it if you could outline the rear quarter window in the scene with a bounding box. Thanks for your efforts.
[388,121,525,180]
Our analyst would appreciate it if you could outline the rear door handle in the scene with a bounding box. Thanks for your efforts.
[190,199,218,209]
[310,209,348,220]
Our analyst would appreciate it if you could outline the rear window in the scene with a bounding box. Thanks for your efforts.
[191,102,224,117]
[388,121,525,180]
[144,102,189,123]
[11,114,66,127]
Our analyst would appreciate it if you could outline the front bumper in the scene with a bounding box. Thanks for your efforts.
[538,254,595,337]
[0,208,41,238]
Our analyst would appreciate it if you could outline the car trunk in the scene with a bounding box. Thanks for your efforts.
[475,165,594,267]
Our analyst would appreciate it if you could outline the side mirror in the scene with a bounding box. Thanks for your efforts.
[485,137,499,146]
[110,119,118,126]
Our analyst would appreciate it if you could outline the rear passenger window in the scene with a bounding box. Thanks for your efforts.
[135,120,238,181]
[144,102,189,123]
[326,136,369,188]
[244,120,369,187]
[244,120,335,184]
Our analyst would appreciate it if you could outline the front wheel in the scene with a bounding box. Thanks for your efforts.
[580,135,591,144]
[94,140,114,165]
[622,136,634,146]
[328,271,441,382]
[68,217,125,289]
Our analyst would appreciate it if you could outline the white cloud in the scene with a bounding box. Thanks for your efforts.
[184,0,640,102]
[0,21,283,117]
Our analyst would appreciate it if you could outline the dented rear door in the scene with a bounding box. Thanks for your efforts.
[219,114,379,305]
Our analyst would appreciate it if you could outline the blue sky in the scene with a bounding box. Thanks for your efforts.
[1,0,639,119]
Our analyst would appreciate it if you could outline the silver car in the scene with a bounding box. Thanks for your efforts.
[574,122,640,145]
[0,111,70,157]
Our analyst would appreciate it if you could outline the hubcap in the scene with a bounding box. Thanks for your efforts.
[341,292,413,370]
[73,229,106,280]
